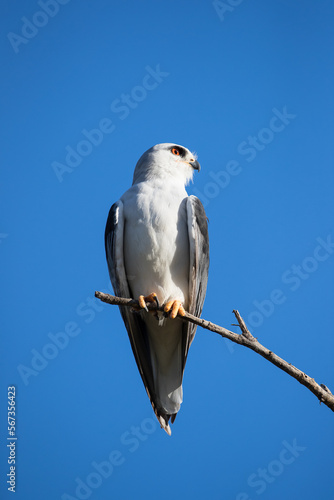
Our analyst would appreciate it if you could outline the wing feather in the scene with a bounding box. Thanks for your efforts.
[181,196,209,369]
[105,202,171,433]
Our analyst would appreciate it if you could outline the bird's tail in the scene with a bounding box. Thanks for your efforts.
[146,316,184,435]
[155,410,178,436]
[152,376,183,436]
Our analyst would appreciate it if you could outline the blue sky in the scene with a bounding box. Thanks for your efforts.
[1,1,334,499]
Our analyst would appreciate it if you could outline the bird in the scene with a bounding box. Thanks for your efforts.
[104,143,209,435]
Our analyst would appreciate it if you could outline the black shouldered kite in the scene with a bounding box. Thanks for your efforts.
[105,143,209,435]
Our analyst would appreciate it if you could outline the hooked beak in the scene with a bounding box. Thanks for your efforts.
[189,159,200,171]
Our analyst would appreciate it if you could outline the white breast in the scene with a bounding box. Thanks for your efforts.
[122,179,190,307]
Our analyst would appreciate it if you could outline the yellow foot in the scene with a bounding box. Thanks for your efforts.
[138,292,160,312]
[164,300,185,319]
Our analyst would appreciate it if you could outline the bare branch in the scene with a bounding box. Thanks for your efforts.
[95,290,334,413]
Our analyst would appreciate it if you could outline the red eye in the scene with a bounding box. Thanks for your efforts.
[172,147,180,156]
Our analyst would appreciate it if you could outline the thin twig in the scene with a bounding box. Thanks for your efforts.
[95,291,334,413]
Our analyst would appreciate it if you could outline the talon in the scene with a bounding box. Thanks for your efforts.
[138,293,159,312]
[138,295,149,312]
[146,292,160,308]
[164,300,185,319]
[153,295,160,308]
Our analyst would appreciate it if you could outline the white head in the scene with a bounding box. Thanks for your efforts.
[132,143,200,185]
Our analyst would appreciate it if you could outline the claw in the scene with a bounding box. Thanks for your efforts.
[151,293,160,309]
[138,293,159,313]
[164,300,185,319]
[138,296,149,312]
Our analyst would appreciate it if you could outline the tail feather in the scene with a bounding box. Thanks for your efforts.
[157,413,172,436]
[155,410,177,435]
[145,314,185,435]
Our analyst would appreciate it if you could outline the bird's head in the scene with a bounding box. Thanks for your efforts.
[132,143,200,185]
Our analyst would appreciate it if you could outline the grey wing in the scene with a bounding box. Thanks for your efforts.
[104,202,163,425]
[182,196,210,369]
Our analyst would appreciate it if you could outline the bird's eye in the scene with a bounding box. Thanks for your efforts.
[172,147,180,156]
